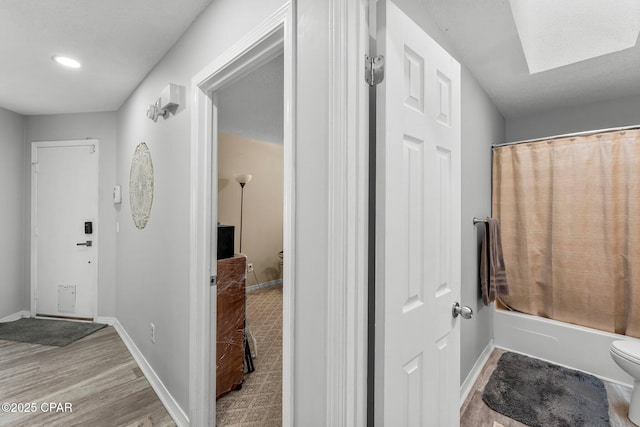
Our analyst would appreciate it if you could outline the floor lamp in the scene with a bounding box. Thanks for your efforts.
[235,173,252,253]
[235,173,255,372]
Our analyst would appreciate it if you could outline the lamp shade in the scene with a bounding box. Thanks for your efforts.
[235,173,253,185]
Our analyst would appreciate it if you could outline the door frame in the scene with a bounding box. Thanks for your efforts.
[188,4,295,425]
[30,139,100,319]
[326,0,370,426]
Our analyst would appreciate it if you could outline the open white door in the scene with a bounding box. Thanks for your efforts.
[32,140,99,319]
[375,1,462,425]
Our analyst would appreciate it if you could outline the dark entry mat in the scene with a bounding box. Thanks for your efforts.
[0,318,107,347]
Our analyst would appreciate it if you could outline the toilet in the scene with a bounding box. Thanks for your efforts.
[610,340,640,425]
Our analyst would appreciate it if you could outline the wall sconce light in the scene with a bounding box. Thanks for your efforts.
[146,100,164,122]
[146,83,183,122]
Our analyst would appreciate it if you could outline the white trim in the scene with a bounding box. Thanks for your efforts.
[281,6,296,425]
[0,310,30,322]
[459,339,495,406]
[94,316,116,326]
[326,0,369,426]
[246,278,283,293]
[30,139,100,320]
[104,317,189,427]
[34,315,93,323]
[189,4,295,426]
[189,71,214,427]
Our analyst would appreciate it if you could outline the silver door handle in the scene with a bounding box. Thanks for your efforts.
[452,302,473,319]
[76,241,93,247]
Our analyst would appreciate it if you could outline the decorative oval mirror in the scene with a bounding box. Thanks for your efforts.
[129,142,154,229]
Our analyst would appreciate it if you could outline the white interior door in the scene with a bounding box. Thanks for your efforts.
[32,140,99,319]
[375,1,461,425]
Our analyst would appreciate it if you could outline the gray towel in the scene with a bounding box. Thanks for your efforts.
[480,218,509,305]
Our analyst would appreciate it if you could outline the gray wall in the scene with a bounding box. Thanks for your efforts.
[4,0,506,419]
[0,107,25,319]
[115,0,352,420]
[506,93,640,142]
[460,70,504,382]
[25,112,118,317]
[114,0,288,414]
[393,0,505,387]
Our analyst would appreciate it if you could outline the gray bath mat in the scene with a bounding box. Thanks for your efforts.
[0,318,106,347]
[483,352,610,427]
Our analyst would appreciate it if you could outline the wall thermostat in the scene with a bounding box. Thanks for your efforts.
[113,185,122,204]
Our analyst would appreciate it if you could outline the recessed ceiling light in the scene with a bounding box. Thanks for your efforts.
[52,55,81,69]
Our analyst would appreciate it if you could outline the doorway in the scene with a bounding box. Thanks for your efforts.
[215,53,285,425]
[189,7,294,426]
[31,139,99,320]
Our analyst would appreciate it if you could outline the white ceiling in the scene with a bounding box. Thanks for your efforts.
[218,54,284,145]
[0,0,212,115]
[421,0,640,118]
[2,1,639,121]
[508,0,640,74]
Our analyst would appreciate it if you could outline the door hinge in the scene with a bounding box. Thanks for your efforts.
[210,275,217,287]
[365,54,385,87]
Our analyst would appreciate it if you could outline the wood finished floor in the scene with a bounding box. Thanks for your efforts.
[461,348,635,427]
[0,326,174,427]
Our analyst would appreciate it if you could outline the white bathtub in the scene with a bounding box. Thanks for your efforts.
[494,309,635,386]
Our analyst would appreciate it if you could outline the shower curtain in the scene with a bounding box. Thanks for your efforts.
[492,129,640,337]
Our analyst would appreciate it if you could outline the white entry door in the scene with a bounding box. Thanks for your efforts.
[375,1,462,425]
[31,140,99,319]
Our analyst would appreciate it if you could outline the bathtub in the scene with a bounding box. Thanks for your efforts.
[494,309,635,386]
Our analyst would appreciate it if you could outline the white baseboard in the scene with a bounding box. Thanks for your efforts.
[94,316,116,326]
[0,310,30,322]
[247,278,283,292]
[102,317,189,426]
[460,339,495,406]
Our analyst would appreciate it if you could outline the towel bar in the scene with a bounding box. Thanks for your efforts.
[473,217,488,225]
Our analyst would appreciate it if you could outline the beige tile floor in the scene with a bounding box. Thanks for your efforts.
[216,285,282,427]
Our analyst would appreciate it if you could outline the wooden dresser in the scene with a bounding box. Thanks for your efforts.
[216,255,246,399]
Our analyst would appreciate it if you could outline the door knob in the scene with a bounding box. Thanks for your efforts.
[76,241,93,247]
[452,302,473,319]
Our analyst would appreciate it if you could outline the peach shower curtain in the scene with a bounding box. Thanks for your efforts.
[492,129,640,337]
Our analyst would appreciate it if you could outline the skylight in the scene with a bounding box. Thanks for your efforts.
[509,0,640,74]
